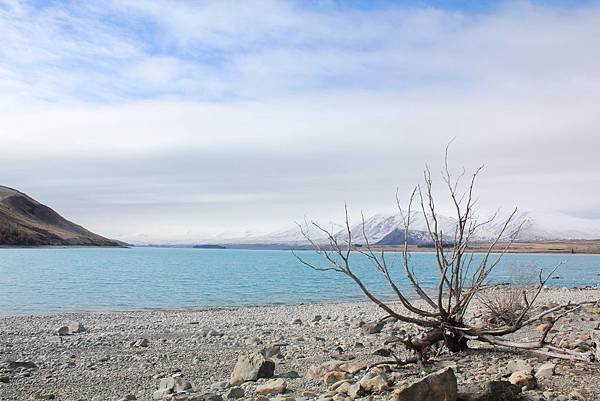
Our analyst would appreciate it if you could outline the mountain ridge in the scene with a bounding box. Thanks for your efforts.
[0,185,120,246]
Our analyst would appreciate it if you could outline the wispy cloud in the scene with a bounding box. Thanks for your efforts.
[1,0,599,241]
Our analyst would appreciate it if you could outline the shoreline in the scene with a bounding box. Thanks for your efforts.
[1,286,599,400]
[3,284,599,318]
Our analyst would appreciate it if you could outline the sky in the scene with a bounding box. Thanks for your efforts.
[1,0,600,243]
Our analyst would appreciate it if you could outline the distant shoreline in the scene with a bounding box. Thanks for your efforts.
[136,239,600,254]
[3,239,600,254]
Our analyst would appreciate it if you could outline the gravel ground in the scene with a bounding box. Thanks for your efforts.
[0,286,599,401]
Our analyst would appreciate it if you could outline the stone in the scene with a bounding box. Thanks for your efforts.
[535,362,555,378]
[229,352,275,386]
[6,360,38,370]
[174,377,192,392]
[359,372,389,393]
[159,377,176,390]
[339,361,367,374]
[372,348,391,357]
[333,381,351,394]
[0,376,9,383]
[131,338,149,348]
[153,389,171,400]
[504,359,533,375]
[306,361,344,381]
[224,387,245,399]
[347,383,365,399]
[261,345,281,359]
[458,381,521,401]
[508,371,537,390]
[323,371,351,384]
[291,318,303,325]
[362,321,384,334]
[255,378,287,395]
[57,321,85,336]
[282,370,300,379]
[392,367,457,401]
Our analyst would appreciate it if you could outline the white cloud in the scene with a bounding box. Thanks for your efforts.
[0,1,599,242]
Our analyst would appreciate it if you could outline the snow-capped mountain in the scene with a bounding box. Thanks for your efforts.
[207,210,600,246]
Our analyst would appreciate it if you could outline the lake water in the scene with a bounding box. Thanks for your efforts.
[0,247,599,315]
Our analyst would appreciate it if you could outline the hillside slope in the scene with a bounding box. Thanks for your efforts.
[0,185,119,246]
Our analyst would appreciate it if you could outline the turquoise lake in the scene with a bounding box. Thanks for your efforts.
[0,247,599,315]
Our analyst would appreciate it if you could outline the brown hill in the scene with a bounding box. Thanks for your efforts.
[0,185,119,246]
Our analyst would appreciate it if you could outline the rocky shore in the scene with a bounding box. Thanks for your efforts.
[1,287,599,401]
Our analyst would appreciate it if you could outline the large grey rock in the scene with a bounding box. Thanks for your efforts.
[392,367,457,401]
[458,381,521,401]
[255,378,287,395]
[535,362,555,379]
[504,359,532,375]
[229,352,275,386]
[224,387,245,399]
[57,322,85,336]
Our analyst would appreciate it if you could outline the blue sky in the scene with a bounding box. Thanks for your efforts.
[1,0,600,242]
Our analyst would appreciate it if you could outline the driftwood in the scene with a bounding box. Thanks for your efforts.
[295,146,599,364]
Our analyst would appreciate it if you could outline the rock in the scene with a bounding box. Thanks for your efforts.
[57,321,85,336]
[159,377,176,391]
[458,381,521,401]
[131,338,149,348]
[282,370,300,379]
[323,371,351,384]
[0,376,9,383]
[535,362,555,378]
[508,371,537,390]
[255,378,287,395]
[153,389,170,400]
[339,361,367,374]
[6,360,38,370]
[224,387,245,399]
[372,348,391,357]
[362,321,384,334]
[392,367,457,401]
[312,315,323,322]
[359,372,389,392]
[333,381,351,394]
[306,361,344,381]
[347,383,366,399]
[291,319,303,325]
[210,381,228,391]
[504,359,533,375]
[229,352,275,386]
[261,345,281,359]
[174,377,192,392]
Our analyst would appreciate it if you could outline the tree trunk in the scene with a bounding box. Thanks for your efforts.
[444,330,469,352]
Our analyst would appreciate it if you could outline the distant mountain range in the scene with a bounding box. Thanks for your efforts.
[197,210,600,247]
[0,185,120,246]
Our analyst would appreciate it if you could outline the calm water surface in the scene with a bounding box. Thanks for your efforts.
[0,247,599,314]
